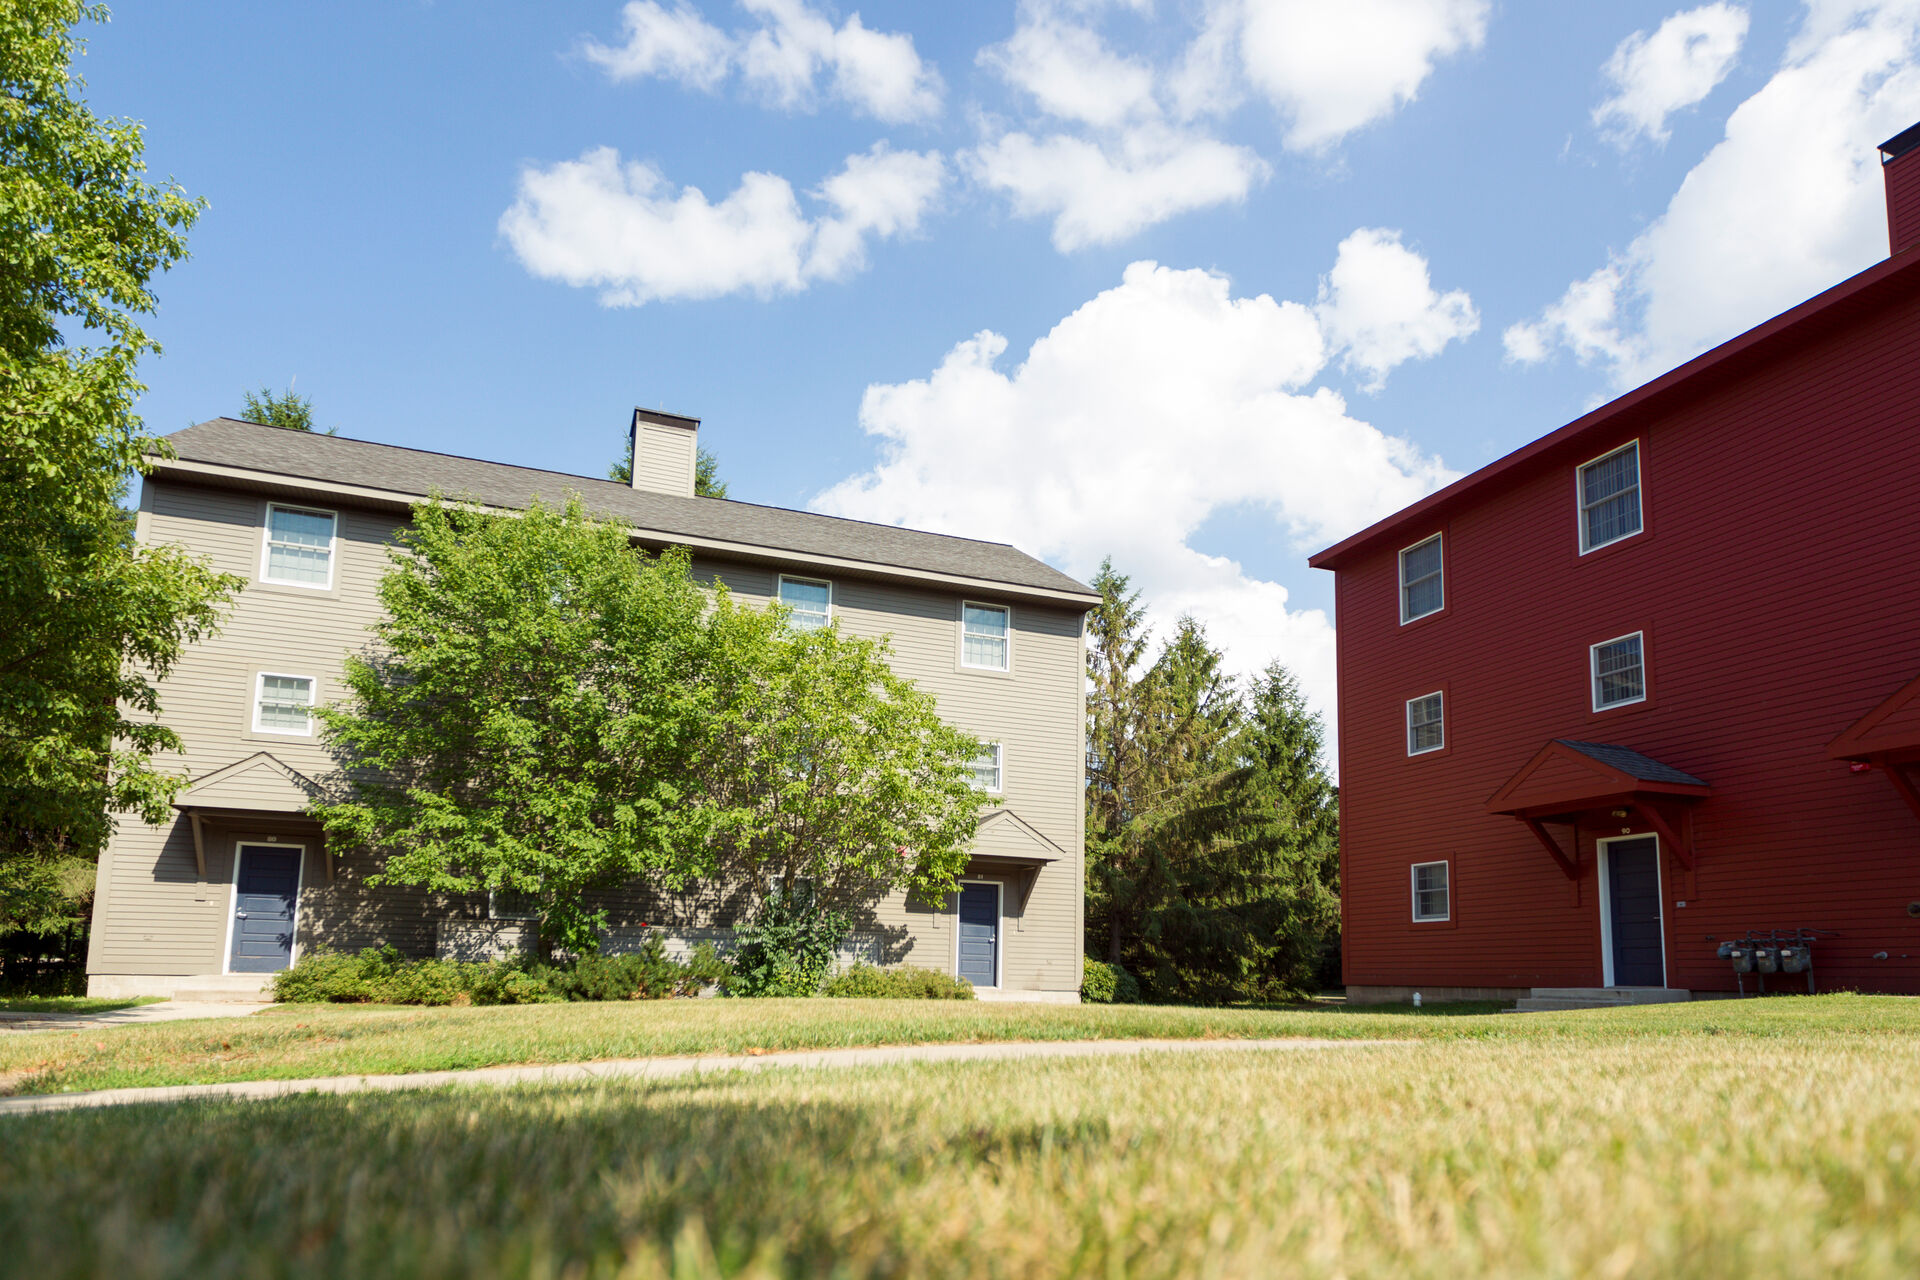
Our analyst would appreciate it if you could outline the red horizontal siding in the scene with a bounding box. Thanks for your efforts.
[1331,278,1920,995]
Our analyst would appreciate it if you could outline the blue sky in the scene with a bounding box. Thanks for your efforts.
[89,1,1920,725]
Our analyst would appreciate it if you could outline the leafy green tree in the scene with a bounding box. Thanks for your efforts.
[610,436,729,498]
[0,2,241,931]
[240,384,332,434]
[314,498,982,954]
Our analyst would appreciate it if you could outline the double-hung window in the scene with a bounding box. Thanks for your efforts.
[262,504,337,587]
[967,742,1003,793]
[254,673,316,735]
[489,888,540,921]
[1399,534,1444,623]
[1578,442,1642,553]
[1411,861,1450,922]
[962,603,1010,671]
[1406,691,1445,755]
[1591,632,1646,710]
[778,575,832,630]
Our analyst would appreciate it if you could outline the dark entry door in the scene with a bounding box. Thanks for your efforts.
[1605,836,1664,987]
[957,883,999,988]
[230,846,301,973]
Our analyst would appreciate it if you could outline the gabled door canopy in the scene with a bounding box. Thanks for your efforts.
[1829,671,1920,820]
[1487,740,1710,891]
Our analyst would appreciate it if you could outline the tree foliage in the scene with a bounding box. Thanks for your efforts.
[0,2,240,930]
[239,384,331,433]
[1084,560,1340,1000]
[314,498,984,954]
[610,435,728,498]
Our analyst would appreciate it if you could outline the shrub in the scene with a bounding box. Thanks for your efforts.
[1081,959,1141,1004]
[271,940,723,1006]
[539,935,727,1001]
[821,963,974,999]
[727,888,850,997]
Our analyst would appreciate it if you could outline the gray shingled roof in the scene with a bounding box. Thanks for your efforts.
[1556,741,1707,787]
[159,419,1095,599]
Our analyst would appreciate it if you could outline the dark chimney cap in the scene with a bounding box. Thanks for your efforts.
[632,407,700,431]
[1880,122,1920,163]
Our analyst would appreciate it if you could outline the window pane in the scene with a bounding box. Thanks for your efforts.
[266,508,334,584]
[968,744,1001,791]
[1581,446,1641,549]
[1593,635,1645,707]
[1413,863,1448,919]
[1401,537,1441,582]
[780,579,830,630]
[962,605,1009,669]
[270,508,334,547]
[1408,694,1443,753]
[963,605,1007,637]
[1404,575,1443,619]
[257,675,313,732]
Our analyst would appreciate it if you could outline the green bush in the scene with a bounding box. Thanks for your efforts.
[271,939,728,1006]
[539,936,730,1001]
[727,888,850,997]
[1081,959,1141,1004]
[821,963,974,999]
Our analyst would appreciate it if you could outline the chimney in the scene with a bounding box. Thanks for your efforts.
[627,408,699,498]
[1879,122,1920,256]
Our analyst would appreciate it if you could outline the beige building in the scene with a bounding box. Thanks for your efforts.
[87,413,1097,1001]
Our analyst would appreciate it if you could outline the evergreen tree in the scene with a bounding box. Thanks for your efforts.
[240,384,332,433]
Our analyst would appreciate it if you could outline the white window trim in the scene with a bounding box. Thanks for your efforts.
[1406,691,1445,756]
[969,741,1004,794]
[1410,860,1450,923]
[1589,630,1647,712]
[950,878,1004,989]
[259,502,339,589]
[488,889,541,922]
[222,839,307,975]
[960,601,1012,672]
[1596,834,1667,988]
[1576,440,1643,556]
[776,573,833,628]
[252,671,318,736]
[1398,533,1444,625]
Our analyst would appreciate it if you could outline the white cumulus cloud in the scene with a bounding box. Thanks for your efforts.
[1507,0,1920,388]
[814,252,1469,736]
[500,143,944,305]
[1315,228,1480,391]
[584,0,943,123]
[1232,0,1490,151]
[968,125,1268,252]
[1594,4,1750,147]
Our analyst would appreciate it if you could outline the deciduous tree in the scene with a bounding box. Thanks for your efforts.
[314,498,982,954]
[0,2,240,930]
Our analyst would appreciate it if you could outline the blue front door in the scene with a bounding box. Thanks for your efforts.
[957,882,999,988]
[230,846,301,973]
[1605,836,1665,987]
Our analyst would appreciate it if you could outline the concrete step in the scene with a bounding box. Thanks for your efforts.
[1513,987,1691,1013]
[169,974,275,1004]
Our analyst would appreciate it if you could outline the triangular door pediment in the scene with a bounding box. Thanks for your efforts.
[1830,671,1920,761]
[969,808,1065,864]
[176,751,322,815]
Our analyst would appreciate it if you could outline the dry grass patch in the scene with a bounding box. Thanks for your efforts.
[5,1014,1919,1278]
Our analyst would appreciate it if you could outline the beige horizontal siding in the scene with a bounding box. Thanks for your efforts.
[92,481,1086,990]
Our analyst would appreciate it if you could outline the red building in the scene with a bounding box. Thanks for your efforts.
[1310,126,1920,1004]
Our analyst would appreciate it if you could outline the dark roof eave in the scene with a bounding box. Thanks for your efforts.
[1309,247,1920,572]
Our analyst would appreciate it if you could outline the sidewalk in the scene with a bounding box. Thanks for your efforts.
[0,1035,1388,1117]
[0,1002,275,1034]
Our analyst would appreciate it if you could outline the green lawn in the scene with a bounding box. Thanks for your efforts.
[3,990,1918,1096]
[4,996,1918,1279]
[0,995,163,1016]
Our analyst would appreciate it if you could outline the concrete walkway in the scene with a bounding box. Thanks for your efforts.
[0,1002,276,1034]
[0,1036,1387,1117]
